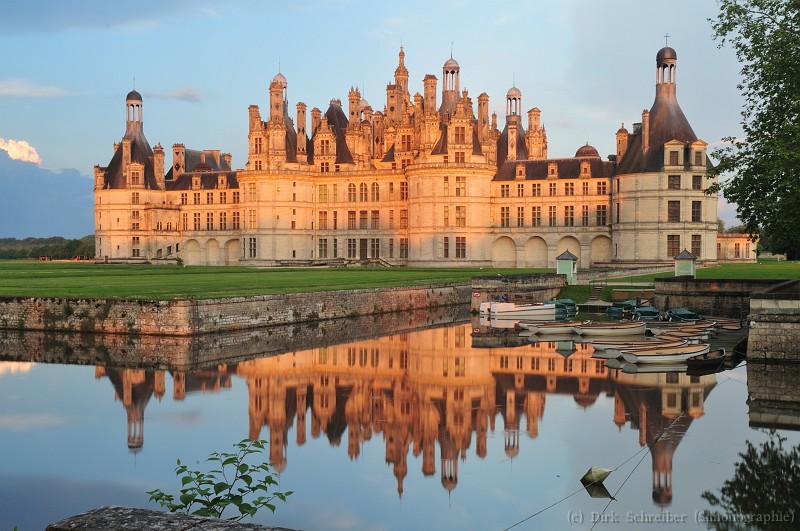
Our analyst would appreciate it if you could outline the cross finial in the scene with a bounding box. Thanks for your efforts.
[664,33,670,47]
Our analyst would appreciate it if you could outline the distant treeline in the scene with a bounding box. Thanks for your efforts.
[0,235,95,260]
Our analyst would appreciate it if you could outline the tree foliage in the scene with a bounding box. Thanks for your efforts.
[147,439,292,521]
[701,430,800,530]
[709,0,800,258]
[0,235,94,260]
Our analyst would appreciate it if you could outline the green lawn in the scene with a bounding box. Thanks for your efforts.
[0,261,549,300]
[608,260,800,284]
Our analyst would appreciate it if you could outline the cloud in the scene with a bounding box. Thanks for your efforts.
[145,87,203,103]
[0,138,42,164]
[0,79,68,98]
[0,413,67,432]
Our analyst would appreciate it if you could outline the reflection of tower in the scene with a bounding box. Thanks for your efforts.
[440,429,458,492]
[98,367,157,452]
[504,388,520,459]
[612,371,716,506]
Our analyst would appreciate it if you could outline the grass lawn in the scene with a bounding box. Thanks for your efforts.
[0,261,551,300]
[607,259,800,284]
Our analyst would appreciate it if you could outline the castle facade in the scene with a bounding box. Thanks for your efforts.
[95,46,735,268]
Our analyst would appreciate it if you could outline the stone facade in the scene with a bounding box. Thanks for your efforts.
[747,362,800,429]
[716,232,758,262]
[95,46,720,269]
[652,277,781,318]
[0,284,469,336]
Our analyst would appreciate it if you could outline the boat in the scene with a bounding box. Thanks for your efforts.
[573,321,646,336]
[648,321,716,335]
[519,320,588,334]
[686,348,726,368]
[487,302,557,319]
[656,329,710,342]
[548,298,577,314]
[581,466,612,484]
[632,305,662,321]
[606,300,637,318]
[621,342,711,364]
[590,338,687,354]
[664,307,703,321]
[620,362,688,374]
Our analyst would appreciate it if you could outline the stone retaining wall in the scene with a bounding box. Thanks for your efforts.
[652,277,782,318]
[747,361,800,429]
[0,284,470,337]
[748,280,800,362]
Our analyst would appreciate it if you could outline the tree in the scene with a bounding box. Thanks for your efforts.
[709,0,800,259]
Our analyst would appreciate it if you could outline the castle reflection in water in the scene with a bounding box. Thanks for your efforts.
[87,321,717,506]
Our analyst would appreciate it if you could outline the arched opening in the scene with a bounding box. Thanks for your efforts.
[590,236,612,266]
[184,239,201,266]
[224,239,240,265]
[207,239,220,266]
[492,237,517,268]
[524,236,548,268]
[557,236,581,265]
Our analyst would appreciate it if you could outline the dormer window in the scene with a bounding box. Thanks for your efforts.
[192,176,201,189]
[547,162,558,177]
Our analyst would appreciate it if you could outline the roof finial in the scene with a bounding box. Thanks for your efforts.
[133,77,135,90]
[278,54,281,74]
[664,33,670,47]
[450,41,453,59]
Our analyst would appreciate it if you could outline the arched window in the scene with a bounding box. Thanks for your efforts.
[348,183,357,202]
[371,182,380,202]
[359,183,368,202]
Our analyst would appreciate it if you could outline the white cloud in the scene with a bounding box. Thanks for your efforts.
[145,87,203,103]
[0,138,43,164]
[0,79,67,97]
[0,413,66,432]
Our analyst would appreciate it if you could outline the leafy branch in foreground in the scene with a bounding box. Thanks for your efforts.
[147,439,292,521]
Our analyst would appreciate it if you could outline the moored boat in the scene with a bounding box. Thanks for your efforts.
[621,342,711,364]
[685,348,726,368]
[573,321,646,336]
[519,320,588,334]
[488,302,557,319]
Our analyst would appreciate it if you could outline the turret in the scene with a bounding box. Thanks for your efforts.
[423,74,437,114]
[478,93,489,144]
[153,143,165,189]
[616,123,629,161]
[296,102,307,161]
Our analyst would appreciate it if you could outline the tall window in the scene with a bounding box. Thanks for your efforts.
[582,182,589,195]
[692,201,702,222]
[333,210,338,229]
[581,205,589,226]
[443,237,449,258]
[455,206,466,227]
[564,182,574,196]
[443,176,449,196]
[400,238,409,259]
[220,212,227,230]
[400,210,408,229]
[669,150,679,165]
[207,192,214,204]
[181,193,188,205]
[359,183,368,202]
[668,175,681,189]
[668,201,681,223]
[206,212,214,230]
[532,206,542,227]
[564,205,574,226]
[131,192,139,204]
[319,184,328,202]
[371,210,380,229]
[359,210,368,229]
[400,182,409,200]
[347,238,357,258]
[532,183,541,197]
[194,192,201,205]
[348,183,357,202]
[182,212,188,231]
[667,235,681,257]
[371,182,380,201]
[596,205,607,226]
[500,207,510,228]
[597,181,607,195]
[549,182,557,196]
[401,134,413,151]
[517,206,525,227]
[248,237,257,258]
[232,191,240,204]
[232,211,240,230]
[454,126,466,144]
[694,151,703,166]
[443,206,449,227]
[248,209,256,229]
[455,176,465,197]
[370,238,380,258]
[691,234,702,257]
[518,183,525,197]
[548,205,557,226]
[319,211,328,230]
[501,184,510,198]
[219,191,226,204]
[193,212,201,230]
[455,237,466,258]
[319,238,328,258]
[692,175,702,190]
[248,183,256,201]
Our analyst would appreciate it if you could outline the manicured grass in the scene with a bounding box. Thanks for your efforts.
[609,260,800,284]
[0,261,550,300]
[599,285,653,302]
[556,285,592,303]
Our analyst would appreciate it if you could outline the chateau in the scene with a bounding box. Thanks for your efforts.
[95,46,751,267]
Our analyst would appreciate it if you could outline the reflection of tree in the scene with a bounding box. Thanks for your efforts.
[701,430,800,530]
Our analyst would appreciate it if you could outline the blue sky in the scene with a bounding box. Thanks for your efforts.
[0,0,744,238]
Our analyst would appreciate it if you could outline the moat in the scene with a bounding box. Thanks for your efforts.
[1,312,798,530]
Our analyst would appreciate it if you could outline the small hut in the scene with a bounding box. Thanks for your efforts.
[556,250,578,285]
[674,249,697,278]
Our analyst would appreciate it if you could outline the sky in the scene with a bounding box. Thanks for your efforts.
[0,0,745,238]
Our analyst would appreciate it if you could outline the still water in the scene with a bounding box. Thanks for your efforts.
[1,312,799,530]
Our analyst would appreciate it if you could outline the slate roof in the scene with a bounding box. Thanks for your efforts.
[495,157,615,181]
[309,101,354,165]
[166,171,239,191]
[100,124,158,190]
